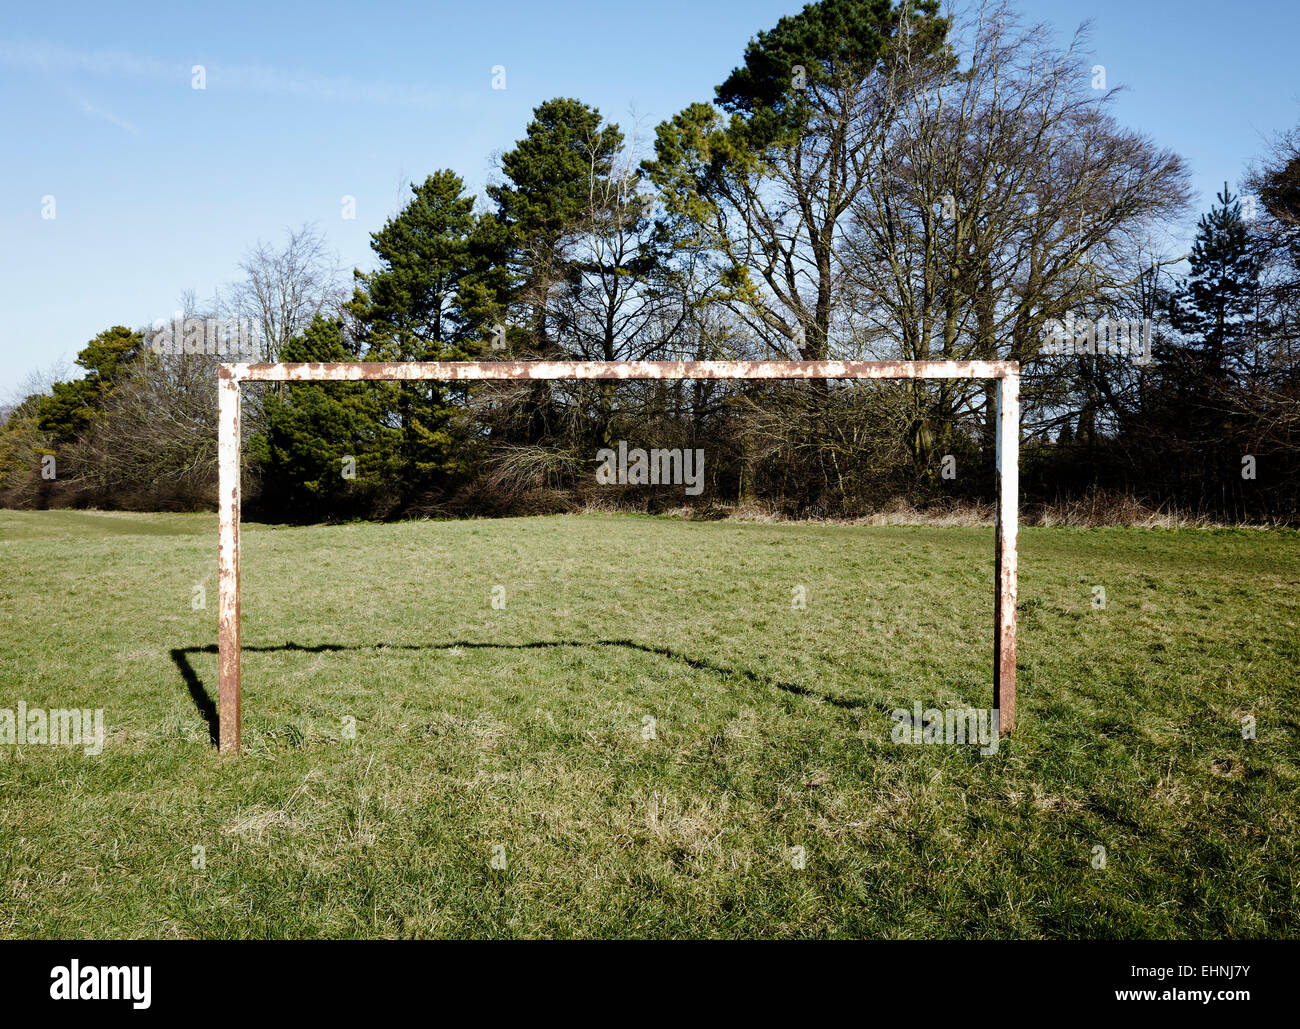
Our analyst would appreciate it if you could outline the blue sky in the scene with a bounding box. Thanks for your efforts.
[1,0,1296,397]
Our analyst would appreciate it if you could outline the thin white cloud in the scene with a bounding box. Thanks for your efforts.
[73,94,139,134]
[0,39,457,109]
[0,39,174,78]
[213,62,452,108]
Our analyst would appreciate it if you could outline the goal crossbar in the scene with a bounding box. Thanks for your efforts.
[217,359,1020,754]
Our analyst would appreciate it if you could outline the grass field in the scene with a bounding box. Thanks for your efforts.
[0,509,1297,938]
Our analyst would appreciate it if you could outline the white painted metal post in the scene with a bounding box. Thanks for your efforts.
[994,370,1020,732]
[217,369,241,754]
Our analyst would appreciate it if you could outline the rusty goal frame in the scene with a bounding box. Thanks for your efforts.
[217,359,1019,754]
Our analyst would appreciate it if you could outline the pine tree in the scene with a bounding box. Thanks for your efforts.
[361,170,503,358]
[1141,186,1265,513]
[251,316,396,519]
[485,98,625,448]
[1168,184,1262,379]
[37,326,144,443]
[349,171,503,504]
[488,98,623,357]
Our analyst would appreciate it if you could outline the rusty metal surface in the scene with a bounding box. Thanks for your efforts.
[994,374,1020,733]
[217,370,241,754]
[214,359,1021,754]
[221,359,1019,383]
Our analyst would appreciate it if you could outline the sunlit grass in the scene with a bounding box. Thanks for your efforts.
[0,510,1296,938]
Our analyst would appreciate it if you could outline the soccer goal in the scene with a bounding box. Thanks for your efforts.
[216,359,1020,754]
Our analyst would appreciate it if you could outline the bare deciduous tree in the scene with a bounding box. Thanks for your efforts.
[217,223,345,362]
[843,2,1191,469]
[72,349,220,508]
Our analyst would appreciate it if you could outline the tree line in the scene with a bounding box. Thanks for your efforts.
[2,0,1298,522]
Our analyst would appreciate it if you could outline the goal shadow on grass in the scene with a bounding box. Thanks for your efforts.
[169,640,871,748]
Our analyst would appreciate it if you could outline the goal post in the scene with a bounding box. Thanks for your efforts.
[216,359,1020,754]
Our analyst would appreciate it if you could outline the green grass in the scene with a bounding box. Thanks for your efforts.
[0,509,1297,938]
